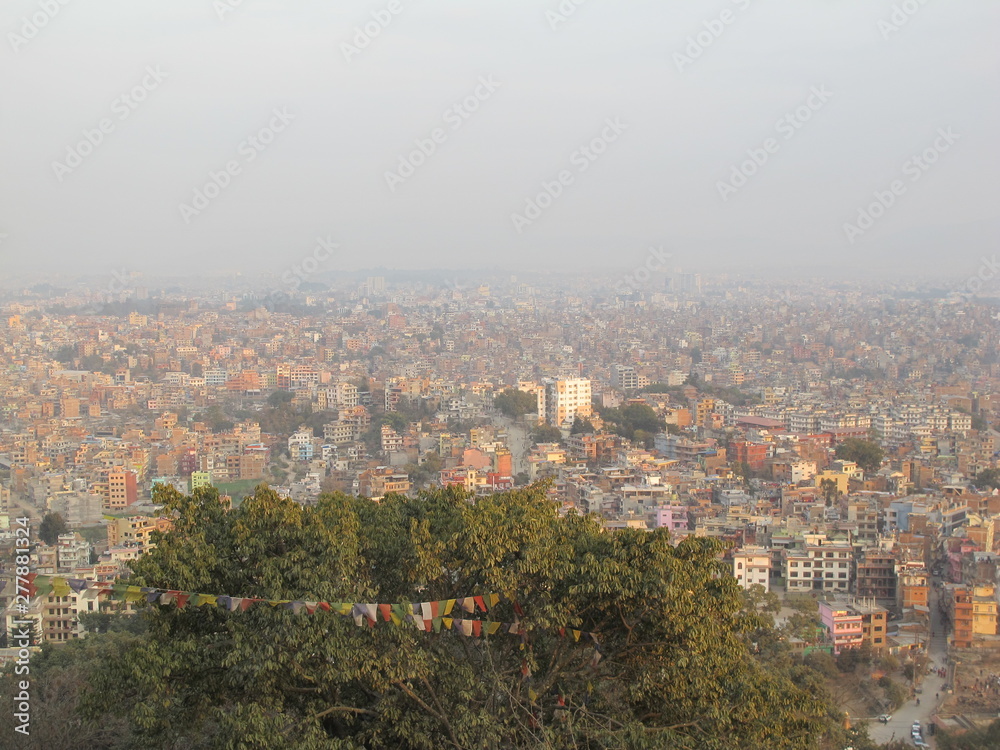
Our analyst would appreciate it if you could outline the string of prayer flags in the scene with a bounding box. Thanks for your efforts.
[19,575,602,644]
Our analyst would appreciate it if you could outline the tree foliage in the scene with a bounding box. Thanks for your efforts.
[531,423,564,445]
[65,483,847,749]
[39,512,70,545]
[493,389,537,418]
[597,404,662,442]
[974,469,1000,490]
[937,718,1000,749]
[833,439,884,475]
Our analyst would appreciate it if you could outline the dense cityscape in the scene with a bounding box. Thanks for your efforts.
[3,1,999,747]
[1,269,999,746]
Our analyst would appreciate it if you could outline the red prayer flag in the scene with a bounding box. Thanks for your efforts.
[474,595,486,612]
[378,603,392,622]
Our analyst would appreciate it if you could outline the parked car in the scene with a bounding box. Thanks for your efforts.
[878,714,891,724]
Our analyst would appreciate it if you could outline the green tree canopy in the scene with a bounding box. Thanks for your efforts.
[494,389,537,418]
[530,423,564,445]
[39,512,70,545]
[974,469,1000,490]
[597,403,662,442]
[937,718,1000,749]
[834,438,885,474]
[70,483,844,749]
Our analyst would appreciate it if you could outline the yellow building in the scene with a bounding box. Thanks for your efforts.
[695,398,716,428]
[190,471,212,492]
[815,470,849,495]
[972,585,999,636]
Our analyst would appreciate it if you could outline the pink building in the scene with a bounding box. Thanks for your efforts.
[819,601,864,654]
[654,505,689,534]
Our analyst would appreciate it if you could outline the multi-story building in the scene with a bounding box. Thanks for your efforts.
[538,378,592,427]
[819,600,865,654]
[852,599,890,653]
[953,587,974,649]
[613,365,639,390]
[898,564,929,611]
[855,549,896,602]
[784,549,817,593]
[733,546,772,591]
[952,585,1000,646]
[728,441,769,471]
[288,428,315,461]
[106,516,174,555]
[105,466,138,510]
[359,467,411,499]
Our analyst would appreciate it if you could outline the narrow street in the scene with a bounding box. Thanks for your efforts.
[492,414,530,476]
[867,583,948,747]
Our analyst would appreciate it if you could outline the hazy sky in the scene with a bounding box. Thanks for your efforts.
[1,0,997,283]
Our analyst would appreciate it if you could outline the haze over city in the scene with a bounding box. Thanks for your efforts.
[1,0,998,281]
[3,3,1000,749]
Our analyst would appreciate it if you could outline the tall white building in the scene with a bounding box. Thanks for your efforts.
[733,547,771,591]
[538,378,592,427]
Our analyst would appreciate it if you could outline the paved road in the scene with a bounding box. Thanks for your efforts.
[868,584,948,747]
[7,493,43,525]
[492,414,530,476]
